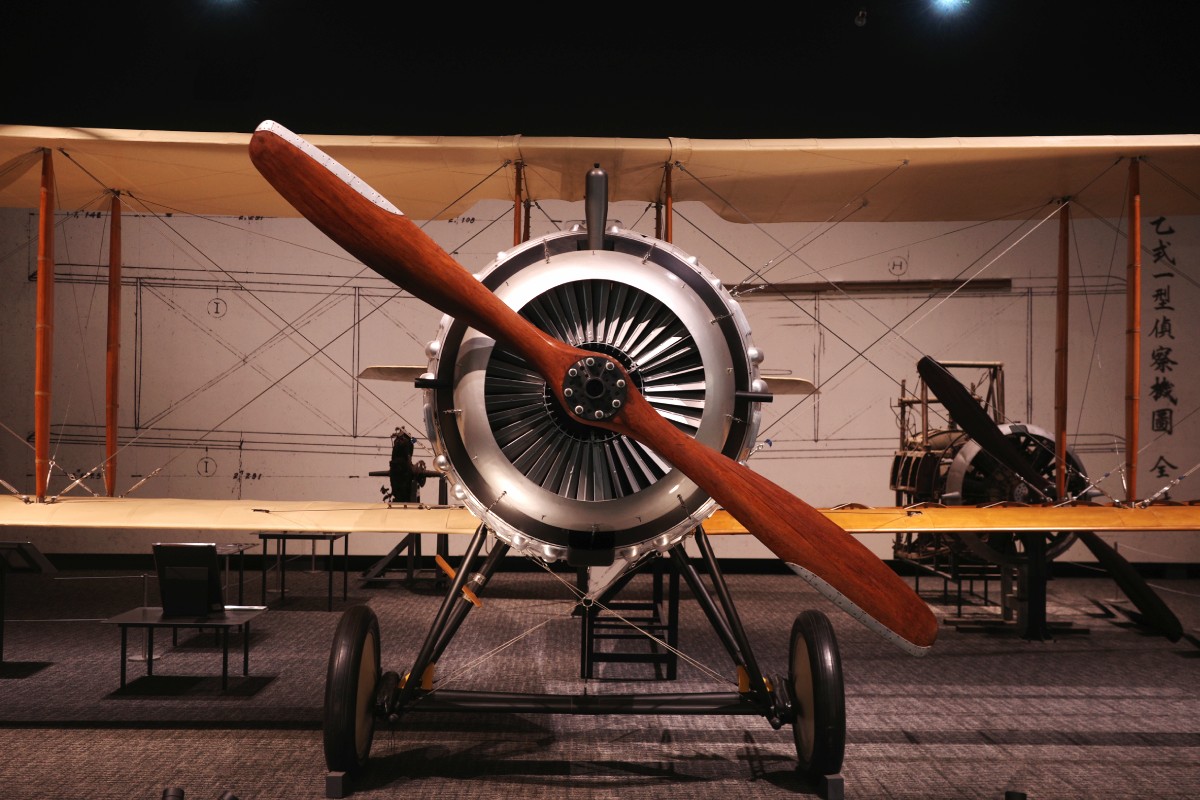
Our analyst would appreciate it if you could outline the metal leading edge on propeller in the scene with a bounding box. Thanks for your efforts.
[249,120,938,656]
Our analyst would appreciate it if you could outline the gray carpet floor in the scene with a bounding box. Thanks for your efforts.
[2,550,1199,800]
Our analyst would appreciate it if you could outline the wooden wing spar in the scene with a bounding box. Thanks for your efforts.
[248,120,939,656]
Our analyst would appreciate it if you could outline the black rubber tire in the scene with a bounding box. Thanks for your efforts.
[789,609,846,779]
[323,604,381,775]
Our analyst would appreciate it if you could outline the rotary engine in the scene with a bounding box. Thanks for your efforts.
[419,176,768,575]
[890,362,1089,566]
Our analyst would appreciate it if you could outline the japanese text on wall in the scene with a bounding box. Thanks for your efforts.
[1147,215,1183,495]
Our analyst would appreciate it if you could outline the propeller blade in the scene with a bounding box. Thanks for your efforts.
[917,356,1052,496]
[1075,531,1182,641]
[249,121,938,655]
[917,355,1182,641]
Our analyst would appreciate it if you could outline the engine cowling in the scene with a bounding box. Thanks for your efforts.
[421,223,766,570]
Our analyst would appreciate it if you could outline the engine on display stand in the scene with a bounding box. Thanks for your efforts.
[889,360,1090,631]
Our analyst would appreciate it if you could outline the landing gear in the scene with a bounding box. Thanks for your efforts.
[789,609,846,779]
[323,604,381,775]
[321,525,852,788]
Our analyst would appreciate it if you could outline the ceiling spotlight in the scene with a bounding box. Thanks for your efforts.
[855,8,867,26]
[933,0,969,11]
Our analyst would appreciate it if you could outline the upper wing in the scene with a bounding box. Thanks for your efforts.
[4,125,1198,223]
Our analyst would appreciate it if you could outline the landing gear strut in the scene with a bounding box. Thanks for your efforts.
[321,524,848,791]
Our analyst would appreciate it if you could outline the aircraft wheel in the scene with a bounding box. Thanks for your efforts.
[789,609,846,779]
[323,604,381,775]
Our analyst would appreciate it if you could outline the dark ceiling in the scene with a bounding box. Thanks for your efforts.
[4,0,1198,139]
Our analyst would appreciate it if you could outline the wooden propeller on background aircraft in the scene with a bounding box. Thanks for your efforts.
[917,355,1182,641]
[249,121,937,656]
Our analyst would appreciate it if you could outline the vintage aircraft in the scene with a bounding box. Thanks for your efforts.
[2,122,1200,785]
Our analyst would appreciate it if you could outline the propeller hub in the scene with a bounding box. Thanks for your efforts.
[562,356,627,421]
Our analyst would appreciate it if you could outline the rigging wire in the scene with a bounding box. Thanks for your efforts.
[135,283,349,434]
[1070,198,1120,429]
[100,203,530,495]
[25,153,401,486]
[115,312,406,495]
[527,555,735,687]
[111,160,528,477]
[55,147,423,400]
[419,160,513,225]
[673,151,1200,508]
[109,161,518,445]
[11,148,512,497]
[764,202,1062,440]
[406,543,734,700]
[13,145,1200,509]
[123,190,412,421]
[676,161,939,370]
[732,161,908,288]
[668,161,1070,444]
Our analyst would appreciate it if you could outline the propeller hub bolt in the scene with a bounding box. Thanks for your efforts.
[562,355,628,422]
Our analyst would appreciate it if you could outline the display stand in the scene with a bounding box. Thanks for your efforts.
[579,557,679,679]
[820,773,844,800]
[360,475,449,588]
[104,605,266,690]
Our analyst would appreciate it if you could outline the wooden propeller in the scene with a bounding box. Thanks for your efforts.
[249,121,938,655]
[918,355,1182,641]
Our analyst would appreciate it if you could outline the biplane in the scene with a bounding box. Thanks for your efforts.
[2,122,1199,785]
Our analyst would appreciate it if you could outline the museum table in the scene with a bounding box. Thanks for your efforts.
[104,605,267,690]
[215,541,258,605]
[257,531,349,611]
